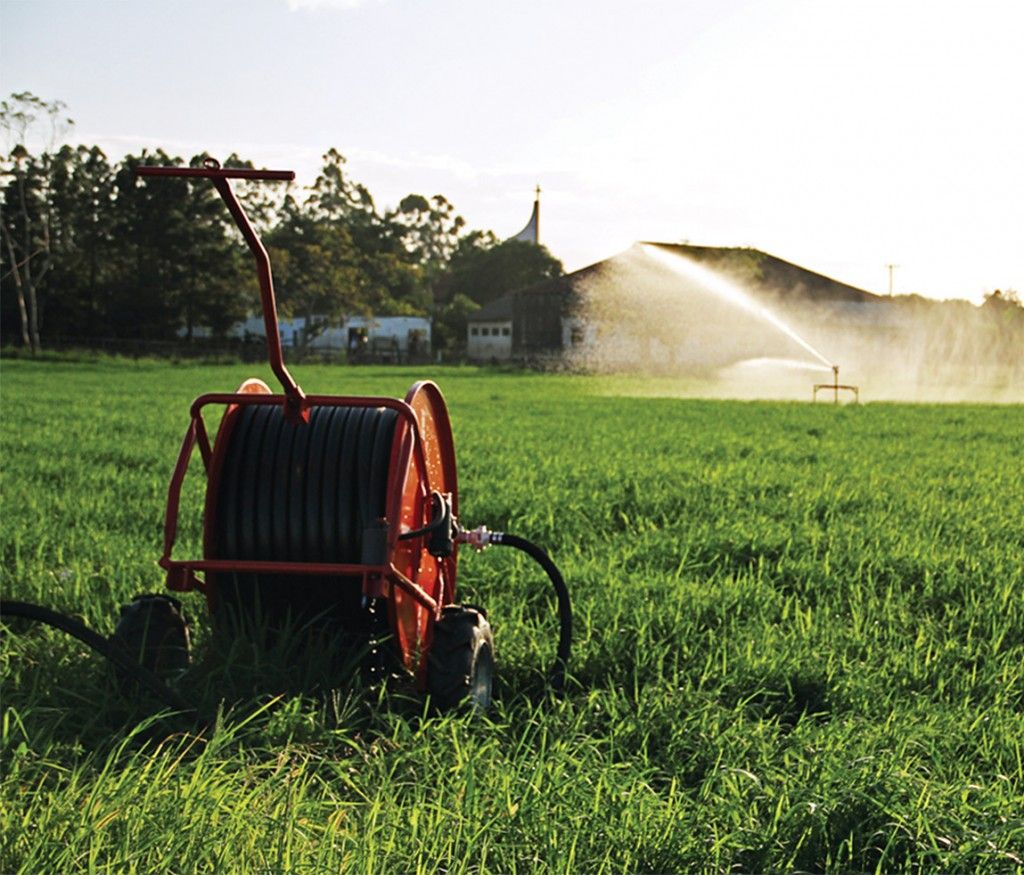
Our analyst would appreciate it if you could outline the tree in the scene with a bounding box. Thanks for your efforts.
[1,146,49,350]
[432,235,564,352]
[982,289,1022,312]
[43,145,117,339]
[432,292,480,354]
[305,148,376,225]
[266,150,429,340]
[303,169,466,322]
[981,289,1024,367]
[265,149,380,337]
[0,92,74,351]
[109,151,252,340]
[389,193,466,274]
[440,236,563,307]
[222,152,293,235]
[266,193,366,339]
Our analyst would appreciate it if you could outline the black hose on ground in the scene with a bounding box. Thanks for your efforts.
[488,533,572,695]
[0,599,196,717]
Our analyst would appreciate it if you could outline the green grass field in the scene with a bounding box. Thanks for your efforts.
[2,357,1022,873]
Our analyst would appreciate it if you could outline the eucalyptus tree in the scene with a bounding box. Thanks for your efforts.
[0,92,74,351]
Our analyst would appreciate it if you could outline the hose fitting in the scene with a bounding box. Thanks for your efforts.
[456,525,497,551]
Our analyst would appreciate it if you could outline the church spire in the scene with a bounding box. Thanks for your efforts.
[507,184,541,245]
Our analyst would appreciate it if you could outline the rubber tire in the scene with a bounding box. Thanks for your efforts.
[427,606,494,712]
[111,594,192,689]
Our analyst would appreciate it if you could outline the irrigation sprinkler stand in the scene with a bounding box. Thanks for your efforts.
[813,365,859,404]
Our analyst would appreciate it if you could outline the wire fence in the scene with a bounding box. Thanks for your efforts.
[1,336,441,365]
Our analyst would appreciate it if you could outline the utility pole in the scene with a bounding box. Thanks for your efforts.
[886,263,899,297]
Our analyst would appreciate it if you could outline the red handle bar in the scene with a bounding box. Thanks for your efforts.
[133,159,309,422]
[135,166,295,181]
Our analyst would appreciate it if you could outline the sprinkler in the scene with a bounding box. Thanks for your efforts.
[813,364,859,404]
[1,160,572,715]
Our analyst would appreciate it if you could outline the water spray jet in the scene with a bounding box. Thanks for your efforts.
[640,243,835,369]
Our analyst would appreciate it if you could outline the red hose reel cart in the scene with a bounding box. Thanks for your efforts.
[119,160,571,711]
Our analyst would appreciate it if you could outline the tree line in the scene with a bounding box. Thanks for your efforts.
[1,93,562,354]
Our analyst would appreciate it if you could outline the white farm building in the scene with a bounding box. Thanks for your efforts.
[233,314,431,363]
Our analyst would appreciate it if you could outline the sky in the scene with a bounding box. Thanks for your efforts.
[2,0,1022,302]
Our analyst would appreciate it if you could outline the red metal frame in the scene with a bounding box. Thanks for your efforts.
[138,161,461,685]
[136,159,309,423]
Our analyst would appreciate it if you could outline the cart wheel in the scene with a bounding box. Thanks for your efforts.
[111,594,192,689]
[427,606,494,712]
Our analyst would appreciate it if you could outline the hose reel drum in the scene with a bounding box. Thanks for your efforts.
[200,378,463,689]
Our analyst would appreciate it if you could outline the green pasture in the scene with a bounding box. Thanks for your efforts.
[2,357,1022,872]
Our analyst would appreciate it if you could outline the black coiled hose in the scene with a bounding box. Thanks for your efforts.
[489,532,572,694]
[211,403,397,633]
[0,599,195,716]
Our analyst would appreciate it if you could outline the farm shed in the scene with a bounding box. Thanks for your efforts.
[467,243,898,367]
[466,296,514,361]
